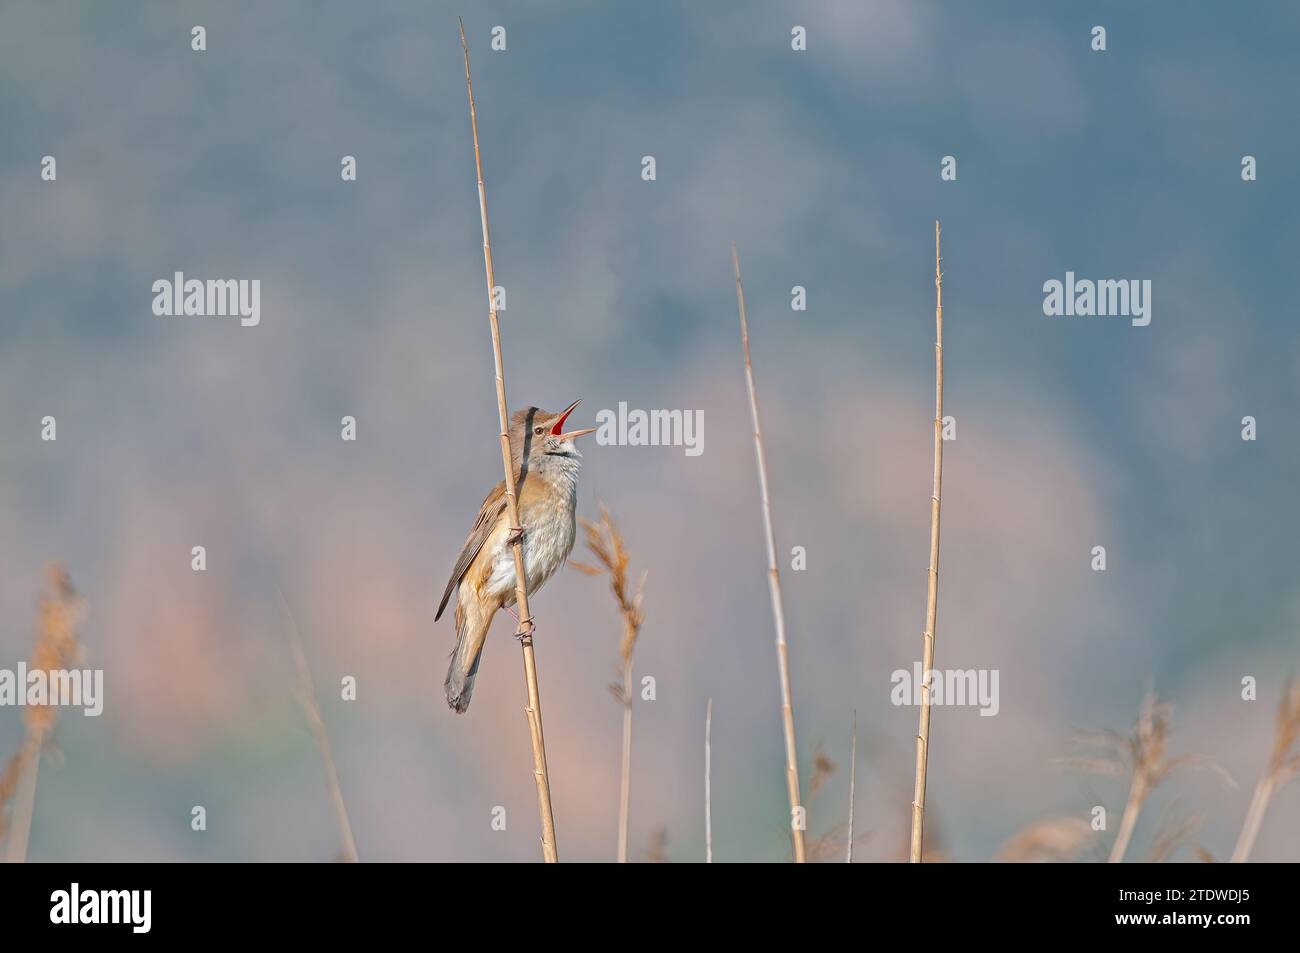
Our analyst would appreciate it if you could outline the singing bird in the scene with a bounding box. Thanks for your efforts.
[437,400,596,713]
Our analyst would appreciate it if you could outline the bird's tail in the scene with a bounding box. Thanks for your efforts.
[445,598,490,714]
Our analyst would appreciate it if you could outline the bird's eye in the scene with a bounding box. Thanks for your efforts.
[534,426,544,435]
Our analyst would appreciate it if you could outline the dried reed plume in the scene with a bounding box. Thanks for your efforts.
[705,699,713,863]
[1057,689,1233,863]
[1147,809,1209,863]
[2,565,84,863]
[804,747,844,862]
[808,746,837,800]
[1230,678,1300,862]
[572,502,646,863]
[807,825,855,863]
[730,242,807,863]
[645,826,669,863]
[276,587,359,863]
[459,18,558,861]
[0,756,21,843]
[909,220,945,863]
[996,817,1092,863]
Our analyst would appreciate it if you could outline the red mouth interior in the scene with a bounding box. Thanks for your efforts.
[551,407,575,435]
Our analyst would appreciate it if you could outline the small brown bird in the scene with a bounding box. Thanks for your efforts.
[437,400,596,713]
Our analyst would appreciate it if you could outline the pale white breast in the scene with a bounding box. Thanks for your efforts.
[485,474,577,607]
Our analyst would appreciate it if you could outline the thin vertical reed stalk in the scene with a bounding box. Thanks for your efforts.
[731,243,806,863]
[1107,768,1147,864]
[618,663,633,863]
[573,505,645,862]
[1230,679,1300,862]
[909,220,944,863]
[847,711,857,863]
[706,698,713,863]
[277,587,359,862]
[3,742,40,864]
[1232,779,1275,863]
[459,18,558,862]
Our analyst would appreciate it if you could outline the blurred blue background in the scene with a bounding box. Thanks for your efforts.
[1,1,1297,861]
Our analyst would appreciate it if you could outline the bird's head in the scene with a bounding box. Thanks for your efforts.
[510,400,596,467]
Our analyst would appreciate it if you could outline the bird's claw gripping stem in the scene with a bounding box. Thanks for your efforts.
[504,604,536,641]
[504,522,531,639]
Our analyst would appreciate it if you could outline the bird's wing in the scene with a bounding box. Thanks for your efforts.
[436,479,507,621]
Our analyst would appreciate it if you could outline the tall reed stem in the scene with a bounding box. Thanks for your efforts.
[1231,776,1275,863]
[731,243,806,863]
[3,742,40,863]
[277,586,359,862]
[459,18,558,863]
[1107,772,1147,863]
[1230,679,1300,862]
[617,656,633,862]
[847,710,857,863]
[909,221,944,863]
[705,698,713,863]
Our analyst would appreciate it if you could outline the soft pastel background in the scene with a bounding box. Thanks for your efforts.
[1,1,1298,862]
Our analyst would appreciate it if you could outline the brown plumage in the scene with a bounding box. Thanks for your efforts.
[438,401,595,712]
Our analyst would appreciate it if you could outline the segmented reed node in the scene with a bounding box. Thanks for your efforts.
[731,242,806,863]
[459,17,557,862]
[1230,678,1300,862]
[910,220,944,863]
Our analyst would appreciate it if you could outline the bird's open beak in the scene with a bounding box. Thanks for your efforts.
[551,399,596,440]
